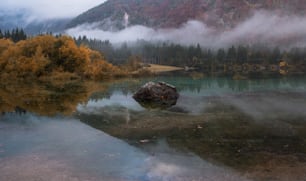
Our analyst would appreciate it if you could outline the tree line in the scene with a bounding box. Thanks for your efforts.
[1,29,306,80]
[0,28,27,42]
[76,36,306,69]
[2,30,306,69]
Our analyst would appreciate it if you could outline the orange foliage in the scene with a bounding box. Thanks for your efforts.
[0,35,123,80]
[85,49,124,80]
[58,36,89,73]
[0,38,13,54]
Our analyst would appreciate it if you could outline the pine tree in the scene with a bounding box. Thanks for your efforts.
[237,45,248,63]
[217,48,226,63]
[227,46,237,63]
[4,30,10,39]
[19,28,27,41]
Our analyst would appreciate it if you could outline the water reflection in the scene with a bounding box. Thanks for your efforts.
[0,113,147,180]
[0,80,107,115]
[76,76,306,181]
[2,76,305,116]
[1,76,306,180]
[0,113,248,181]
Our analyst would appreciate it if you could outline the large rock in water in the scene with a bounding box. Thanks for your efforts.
[133,82,179,109]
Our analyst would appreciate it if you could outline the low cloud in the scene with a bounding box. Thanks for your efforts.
[66,10,306,48]
[0,0,105,20]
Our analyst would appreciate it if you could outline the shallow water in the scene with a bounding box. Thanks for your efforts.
[1,76,306,181]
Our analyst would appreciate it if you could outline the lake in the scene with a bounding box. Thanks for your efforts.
[0,75,306,181]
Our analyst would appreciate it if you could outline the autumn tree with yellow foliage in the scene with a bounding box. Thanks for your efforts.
[0,35,124,81]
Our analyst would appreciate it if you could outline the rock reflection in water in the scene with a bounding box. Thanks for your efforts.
[77,76,306,181]
[1,76,306,181]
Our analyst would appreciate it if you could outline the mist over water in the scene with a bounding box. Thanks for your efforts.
[1,76,306,180]
[66,10,306,48]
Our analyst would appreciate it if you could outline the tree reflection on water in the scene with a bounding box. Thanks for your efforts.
[1,76,306,180]
[0,80,108,116]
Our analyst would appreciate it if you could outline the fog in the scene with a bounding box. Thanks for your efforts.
[67,10,306,48]
[0,0,105,20]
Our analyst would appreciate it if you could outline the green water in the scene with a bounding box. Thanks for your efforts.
[1,76,306,181]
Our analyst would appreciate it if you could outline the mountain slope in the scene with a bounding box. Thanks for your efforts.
[67,0,306,30]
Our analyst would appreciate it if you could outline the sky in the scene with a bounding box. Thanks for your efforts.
[0,0,106,20]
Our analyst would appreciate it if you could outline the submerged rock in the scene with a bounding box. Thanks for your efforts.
[133,81,179,109]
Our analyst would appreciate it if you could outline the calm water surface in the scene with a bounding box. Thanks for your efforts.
[1,76,306,181]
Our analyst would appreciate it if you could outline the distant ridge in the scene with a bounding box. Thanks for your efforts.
[67,0,306,30]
